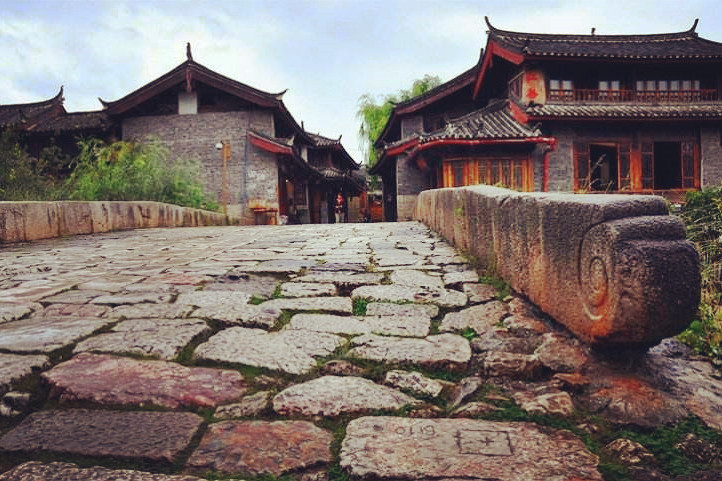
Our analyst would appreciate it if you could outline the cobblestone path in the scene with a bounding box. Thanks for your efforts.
[0,223,719,481]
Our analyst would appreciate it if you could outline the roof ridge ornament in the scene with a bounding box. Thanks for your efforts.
[186,42,193,61]
[484,15,494,32]
[690,18,699,37]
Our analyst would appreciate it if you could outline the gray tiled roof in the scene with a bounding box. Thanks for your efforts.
[525,102,722,119]
[31,111,110,133]
[487,18,722,59]
[421,100,541,142]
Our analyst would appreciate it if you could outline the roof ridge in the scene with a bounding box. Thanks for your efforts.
[484,16,700,42]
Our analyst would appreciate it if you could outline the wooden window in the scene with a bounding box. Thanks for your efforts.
[641,141,654,189]
[681,141,697,189]
[444,157,531,191]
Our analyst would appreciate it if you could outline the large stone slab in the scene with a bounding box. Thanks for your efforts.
[0,317,110,352]
[74,318,210,360]
[261,296,353,313]
[111,302,194,319]
[0,353,49,393]
[187,420,333,476]
[195,327,346,375]
[0,409,202,462]
[280,282,337,297]
[286,313,429,337]
[0,462,205,481]
[193,303,281,328]
[414,186,700,346]
[365,302,439,318]
[440,301,508,334]
[351,285,467,308]
[348,334,471,367]
[390,269,444,289]
[294,271,385,287]
[175,290,252,307]
[273,376,421,416]
[42,353,248,408]
[340,417,602,480]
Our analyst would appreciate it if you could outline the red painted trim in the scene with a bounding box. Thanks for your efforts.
[384,137,420,157]
[473,41,525,99]
[248,132,293,155]
[508,101,530,124]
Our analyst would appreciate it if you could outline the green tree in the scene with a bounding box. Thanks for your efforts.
[65,138,218,210]
[357,74,441,167]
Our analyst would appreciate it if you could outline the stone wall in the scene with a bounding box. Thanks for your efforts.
[413,186,700,347]
[0,201,232,244]
[701,126,722,187]
[122,110,278,222]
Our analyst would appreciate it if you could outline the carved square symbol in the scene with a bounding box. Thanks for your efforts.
[457,429,512,456]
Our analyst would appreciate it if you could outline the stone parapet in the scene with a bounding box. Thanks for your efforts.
[0,201,233,244]
[414,186,700,347]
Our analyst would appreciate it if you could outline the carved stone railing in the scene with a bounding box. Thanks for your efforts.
[414,186,701,347]
[0,201,234,244]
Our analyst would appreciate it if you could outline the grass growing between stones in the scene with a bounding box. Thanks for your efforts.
[478,275,512,301]
[352,298,368,316]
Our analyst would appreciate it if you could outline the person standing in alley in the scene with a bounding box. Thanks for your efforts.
[335,191,345,223]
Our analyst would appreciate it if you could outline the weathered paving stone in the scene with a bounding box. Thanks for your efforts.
[443,270,479,286]
[340,417,602,480]
[364,302,439,318]
[0,303,37,323]
[451,401,499,417]
[74,318,210,360]
[195,327,346,375]
[513,389,576,416]
[534,332,589,373]
[0,317,110,353]
[280,282,337,297]
[384,370,447,398]
[448,376,483,408]
[43,353,248,408]
[0,280,77,304]
[286,313,430,337]
[40,289,108,304]
[214,391,271,419]
[111,302,195,319]
[294,271,384,287]
[194,303,281,328]
[261,296,353,313]
[351,285,467,308]
[91,292,172,305]
[204,273,279,296]
[0,461,207,481]
[34,303,110,318]
[0,353,49,392]
[187,420,333,476]
[175,290,253,307]
[243,259,317,273]
[470,328,542,354]
[440,301,508,334]
[584,375,686,428]
[348,333,471,367]
[644,338,722,430]
[390,270,444,289]
[0,409,203,462]
[480,351,545,379]
[273,376,421,416]
[462,283,498,304]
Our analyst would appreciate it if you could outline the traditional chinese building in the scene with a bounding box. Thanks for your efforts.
[371,18,722,220]
[1,46,363,224]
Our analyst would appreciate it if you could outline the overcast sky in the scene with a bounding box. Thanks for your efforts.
[2,0,722,163]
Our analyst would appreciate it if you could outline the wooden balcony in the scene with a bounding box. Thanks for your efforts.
[548,88,718,103]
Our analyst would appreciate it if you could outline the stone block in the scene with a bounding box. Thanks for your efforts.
[414,186,700,347]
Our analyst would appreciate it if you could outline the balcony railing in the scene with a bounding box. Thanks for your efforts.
[548,89,718,103]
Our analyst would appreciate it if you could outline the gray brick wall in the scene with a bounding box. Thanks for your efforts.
[401,115,424,139]
[122,110,278,223]
[701,126,722,187]
[396,154,430,221]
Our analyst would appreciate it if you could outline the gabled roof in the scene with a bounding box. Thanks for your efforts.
[374,63,480,148]
[0,88,65,129]
[31,110,111,133]
[307,132,360,170]
[370,100,553,175]
[484,17,722,60]
[100,59,286,114]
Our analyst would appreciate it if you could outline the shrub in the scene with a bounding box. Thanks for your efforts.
[0,131,63,200]
[65,138,218,211]
[679,187,722,365]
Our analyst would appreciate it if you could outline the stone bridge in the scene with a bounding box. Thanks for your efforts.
[0,198,719,480]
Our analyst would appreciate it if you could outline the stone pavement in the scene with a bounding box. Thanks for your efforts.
[0,222,720,481]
